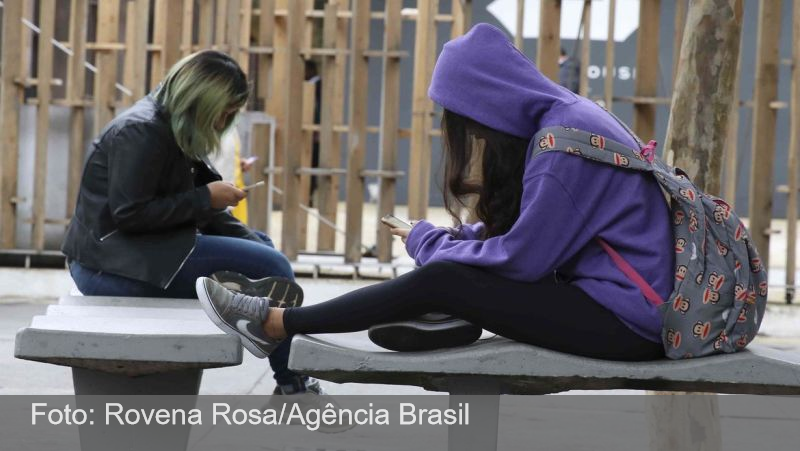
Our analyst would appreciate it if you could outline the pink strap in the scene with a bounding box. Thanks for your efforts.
[640,140,658,163]
[596,238,665,307]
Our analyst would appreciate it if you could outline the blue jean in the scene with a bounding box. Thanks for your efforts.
[69,231,300,385]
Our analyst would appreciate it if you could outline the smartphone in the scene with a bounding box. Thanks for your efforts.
[381,214,412,230]
[242,181,265,192]
[242,156,259,166]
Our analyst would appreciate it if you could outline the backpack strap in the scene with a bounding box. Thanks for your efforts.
[596,238,665,307]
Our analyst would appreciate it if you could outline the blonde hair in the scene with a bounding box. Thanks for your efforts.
[154,50,249,160]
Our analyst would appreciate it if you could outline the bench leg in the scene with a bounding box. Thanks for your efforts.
[646,393,721,451]
[447,395,500,451]
[73,368,202,451]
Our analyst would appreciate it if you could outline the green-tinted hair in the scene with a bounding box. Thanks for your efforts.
[154,50,249,160]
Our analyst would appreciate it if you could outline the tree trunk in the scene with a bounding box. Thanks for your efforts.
[663,0,744,196]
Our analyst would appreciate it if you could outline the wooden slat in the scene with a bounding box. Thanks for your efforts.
[247,0,275,233]
[749,0,782,269]
[787,0,800,303]
[248,0,275,232]
[632,0,660,140]
[32,0,57,250]
[121,1,138,108]
[672,0,688,87]
[181,0,195,57]
[515,0,524,50]
[198,0,214,49]
[226,0,243,64]
[450,0,471,38]
[1,0,24,248]
[66,0,89,218]
[344,0,371,262]
[579,0,591,96]
[537,0,561,82]
[604,0,616,110]
[298,81,316,250]
[19,0,34,87]
[149,0,166,90]
[94,0,121,136]
[280,0,306,260]
[267,0,288,211]
[215,0,229,51]
[376,0,403,263]
[238,0,253,73]
[407,0,438,220]
[316,0,341,252]
[164,0,184,69]
[723,32,744,207]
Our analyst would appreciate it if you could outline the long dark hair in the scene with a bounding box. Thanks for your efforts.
[441,109,529,239]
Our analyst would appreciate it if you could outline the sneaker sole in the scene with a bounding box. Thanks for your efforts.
[368,319,482,352]
[211,271,304,308]
[195,278,269,359]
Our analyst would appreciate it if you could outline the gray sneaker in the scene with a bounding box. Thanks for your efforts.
[195,277,301,358]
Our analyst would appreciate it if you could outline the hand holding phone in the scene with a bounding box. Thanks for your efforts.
[242,181,265,192]
[381,214,412,230]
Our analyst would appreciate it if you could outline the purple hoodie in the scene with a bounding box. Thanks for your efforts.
[407,24,674,343]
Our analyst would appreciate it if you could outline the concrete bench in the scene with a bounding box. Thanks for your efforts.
[288,334,800,451]
[14,296,242,395]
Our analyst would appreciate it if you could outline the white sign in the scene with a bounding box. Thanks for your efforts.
[487,0,641,42]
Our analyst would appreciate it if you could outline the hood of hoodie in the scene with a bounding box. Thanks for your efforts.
[428,23,642,149]
[428,23,578,139]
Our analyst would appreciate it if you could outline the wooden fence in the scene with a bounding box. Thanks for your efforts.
[0,1,796,299]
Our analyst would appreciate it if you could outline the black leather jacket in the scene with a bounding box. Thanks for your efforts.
[62,94,263,288]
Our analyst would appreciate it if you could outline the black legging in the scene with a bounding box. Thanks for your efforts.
[283,261,664,361]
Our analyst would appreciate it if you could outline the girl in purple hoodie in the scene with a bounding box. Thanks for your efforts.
[196,24,673,362]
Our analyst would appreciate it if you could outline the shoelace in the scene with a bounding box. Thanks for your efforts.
[231,292,268,319]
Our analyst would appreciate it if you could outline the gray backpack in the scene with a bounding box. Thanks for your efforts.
[531,124,767,359]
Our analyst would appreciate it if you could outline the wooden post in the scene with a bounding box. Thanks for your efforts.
[672,0,689,87]
[198,0,214,49]
[1,0,23,248]
[226,0,243,65]
[663,0,743,196]
[604,0,615,110]
[579,0,591,97]
[723,32,744,207]
[238,0,253,73]
[182,0,195,56]
[376,0,403,263]
[94,0,120,136]
[316,0,342,252]
[537,0,561,82]
[787,0,800,303]
[215,0,229,51]
[150,0,183,89]
[281,0,306,260]
[32,0,56,250]
[633,0,660,141]
[249,0,275,233]
[515,0,524,50]
[267,0,288,211]
[749,0,782,269]
[299,81,316,250]
[67,0,89,218]
[344,0,370,262]
[122,0,149,108]
[407,0,438,221]
[451,0,471,38]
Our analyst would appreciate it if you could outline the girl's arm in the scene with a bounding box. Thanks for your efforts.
[405,174,595,281]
